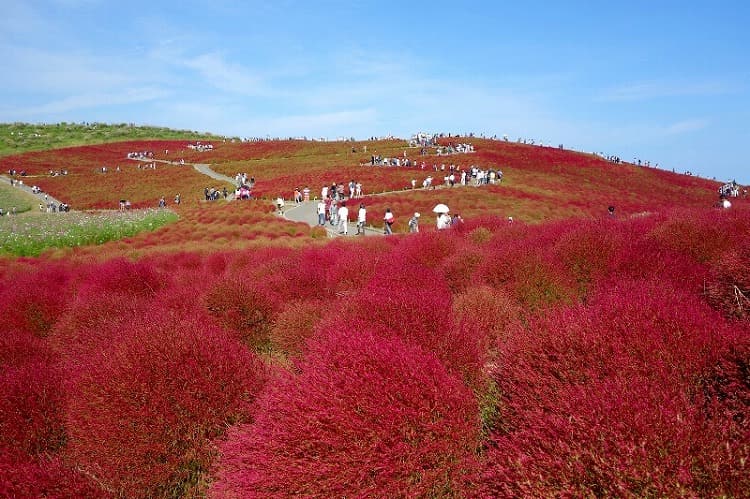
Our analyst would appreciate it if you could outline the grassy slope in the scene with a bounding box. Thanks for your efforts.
[0,122,219,157]
[0,181,37,214]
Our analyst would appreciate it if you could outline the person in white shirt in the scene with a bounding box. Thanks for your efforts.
[437,212,451,230]
[356,203,367,235]
[317,200,326,225]
[383,208,394,235]
[338,201,349,235]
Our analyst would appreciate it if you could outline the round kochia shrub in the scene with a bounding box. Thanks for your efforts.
[205,275,278,350]
[705,237,750,320]
[482,278,743,496]
[64,311,266,497]
[212,328,481,497]
[0,353,66,456]
[0,261,75,336]
[0,450,99,498]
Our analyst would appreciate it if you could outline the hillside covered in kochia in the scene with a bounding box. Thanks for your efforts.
[0,132,748,497]
[1,136,719,218]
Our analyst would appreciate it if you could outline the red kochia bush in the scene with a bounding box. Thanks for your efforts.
[705,237,750,320]
[212,328,480,497]
[0,261,75,336]
[0,353,66,456]
[483,279,742,496]
[64,311,266,497]
[0,450,99,498]
[484,373,745,497]
[316,258,485,382]
[205,275,278,350]
[268,298,324,356]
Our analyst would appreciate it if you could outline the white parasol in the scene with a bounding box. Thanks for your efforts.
[432,203,450,213]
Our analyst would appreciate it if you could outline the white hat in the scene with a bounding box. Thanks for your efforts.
[414,212,420,217]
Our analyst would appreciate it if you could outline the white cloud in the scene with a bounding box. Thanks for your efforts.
[2,44,149,94]
[5,87,169,117]
[595,80,732,102]
[661,118,710,135]
[181,52,267,96]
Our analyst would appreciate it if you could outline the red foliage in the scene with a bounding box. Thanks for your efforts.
[705,237,750,320]
[452,284,522,351]
[269,299,325,356]
[698,334,750,495]
[479,226,579,313]
[64,311,266,497]
[484,374,745,497]
[49,257,171,363]
[315,257,485,383]
[212,328,480,497]
[0,450,100,498]
[0,328,66,459]
[0,261,75,336]
[204,274,280,351]
[482,279,742,496]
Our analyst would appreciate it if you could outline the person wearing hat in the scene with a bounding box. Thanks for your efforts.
[408,212,420,233]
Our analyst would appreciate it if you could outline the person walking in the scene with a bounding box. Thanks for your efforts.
[408,212,420,233]
[356,203,367,235]
[384,208,394,235]
[437,212,451,230]
[317,199,326,225]
[337,201,349,235]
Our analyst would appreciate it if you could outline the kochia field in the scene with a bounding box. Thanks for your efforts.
[0,135,747,497]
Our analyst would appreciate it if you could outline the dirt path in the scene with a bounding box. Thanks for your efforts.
[128,158,238,200]
[191,163,236,185]
[0,174,67,213]
[282,201,385,238]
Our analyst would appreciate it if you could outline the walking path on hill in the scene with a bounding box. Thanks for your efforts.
[131,157,463,238]
[280,184,459,238]
[0,174,67,212]
[129,158,238,200]
[192,163,236,185]
[282,201,385,237]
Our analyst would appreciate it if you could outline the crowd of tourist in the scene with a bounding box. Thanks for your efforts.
[126,150,155,160]
[187,142,214,152]
[39,201,70,213]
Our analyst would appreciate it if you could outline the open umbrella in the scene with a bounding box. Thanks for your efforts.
[432,203,450,213]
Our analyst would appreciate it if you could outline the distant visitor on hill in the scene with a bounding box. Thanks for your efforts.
[384,208,394,235]
[338,201,349,235]
[317,200,326,226]
[408,212,420,233]
[608,205,616,217]
[437,212,451,230]
[356,203,367,235]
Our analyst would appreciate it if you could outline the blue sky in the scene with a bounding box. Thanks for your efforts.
[2,1,748,183]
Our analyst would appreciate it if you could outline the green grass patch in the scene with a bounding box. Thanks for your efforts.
[0,122,220,157]
[0,208,178,257]
[0,180,35,214]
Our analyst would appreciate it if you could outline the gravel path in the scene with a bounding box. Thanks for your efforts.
[192,163,236,185]
[0,175,67,212]
[282,200,399,238]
